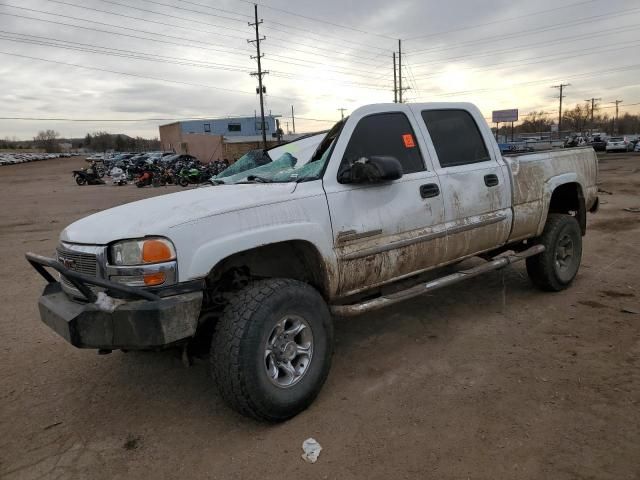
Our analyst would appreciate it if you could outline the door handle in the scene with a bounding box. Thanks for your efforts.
[420,183,440,198]
[484,174,499,187]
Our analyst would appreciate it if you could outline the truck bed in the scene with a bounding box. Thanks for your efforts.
[505,147,599,242]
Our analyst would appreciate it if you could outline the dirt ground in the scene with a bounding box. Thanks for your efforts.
[1,154,639,480]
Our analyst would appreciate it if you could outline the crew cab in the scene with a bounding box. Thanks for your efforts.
[27,102,599,422]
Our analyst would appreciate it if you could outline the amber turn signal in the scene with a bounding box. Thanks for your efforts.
[142,239,174,263]
[143,272,166,286]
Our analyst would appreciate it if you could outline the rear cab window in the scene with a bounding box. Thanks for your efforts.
[340,112,425,176]
[421,109,491,168]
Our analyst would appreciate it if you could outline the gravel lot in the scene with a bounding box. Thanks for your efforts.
[1,154,639,479]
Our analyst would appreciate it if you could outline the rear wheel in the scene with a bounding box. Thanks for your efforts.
[178,177,189,187]
[526,214,582,291]
[210,279,333,422]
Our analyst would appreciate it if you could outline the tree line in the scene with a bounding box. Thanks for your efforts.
[0,130,160,153]
[499,102,640,136]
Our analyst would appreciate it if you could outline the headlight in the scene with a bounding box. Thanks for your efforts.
[108,237,177,287]
[110,237,176,266]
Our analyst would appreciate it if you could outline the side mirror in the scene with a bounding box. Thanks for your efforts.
[339,156,403,184]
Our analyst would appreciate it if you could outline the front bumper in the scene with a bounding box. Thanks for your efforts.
[27,253,203,349]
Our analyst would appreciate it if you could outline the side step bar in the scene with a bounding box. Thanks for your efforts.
[330,244,545,317]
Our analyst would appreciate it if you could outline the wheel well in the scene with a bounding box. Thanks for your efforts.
[548,182,586,234]
[205,241,330,299]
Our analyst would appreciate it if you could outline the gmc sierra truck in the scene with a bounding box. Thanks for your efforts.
[27,102,599,422]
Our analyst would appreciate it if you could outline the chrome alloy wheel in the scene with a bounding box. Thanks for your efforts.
[264,315,314,388]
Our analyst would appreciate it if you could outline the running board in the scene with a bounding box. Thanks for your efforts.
[330,244,545,317]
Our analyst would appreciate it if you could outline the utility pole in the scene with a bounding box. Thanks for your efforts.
[396,40,410,103]
[248,4,268,149]
[291,105,296,134]
[398,39,403,103]
[552,83,570,137]
[584,97,601,134]
[338,108,347,121]
[612,99,623,135]
[393,52,397,103]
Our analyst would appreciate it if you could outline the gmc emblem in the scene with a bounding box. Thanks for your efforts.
[59,257,76,270]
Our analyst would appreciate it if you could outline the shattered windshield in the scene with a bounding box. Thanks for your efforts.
[215,150,271,178]
[211,123,343,184]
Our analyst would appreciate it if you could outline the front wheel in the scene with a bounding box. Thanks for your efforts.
[178,177,189,187]
[211,279,333,422]
[526,214,582,291]
[75,175,86,186]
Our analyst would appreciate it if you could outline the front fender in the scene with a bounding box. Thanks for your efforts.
[168,190,339,297]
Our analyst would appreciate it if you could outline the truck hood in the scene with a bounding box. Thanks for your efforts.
[60,183,298,245]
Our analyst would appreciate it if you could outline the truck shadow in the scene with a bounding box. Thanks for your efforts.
[97,262,543,425]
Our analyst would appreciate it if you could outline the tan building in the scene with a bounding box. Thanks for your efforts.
[159,116,295,164]
[159,123,224,162]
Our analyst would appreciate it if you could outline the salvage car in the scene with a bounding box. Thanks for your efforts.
[27,102,599,422]
[606,136,633,152]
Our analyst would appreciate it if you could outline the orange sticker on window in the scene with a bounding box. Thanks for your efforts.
[402,134,416,148]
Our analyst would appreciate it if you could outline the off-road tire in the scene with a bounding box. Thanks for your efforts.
[75,175,86,186]
[178,178,189,187]
[211,279,333,422]
[526,213,582,291]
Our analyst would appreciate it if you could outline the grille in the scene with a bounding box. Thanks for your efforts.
[56,247,98,276]
[56,246,101,298]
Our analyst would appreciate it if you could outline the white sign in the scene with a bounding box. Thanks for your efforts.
[492,109,519,123]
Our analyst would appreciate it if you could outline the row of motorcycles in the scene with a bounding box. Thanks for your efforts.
[129,160,228,188]
[73,157,229,188]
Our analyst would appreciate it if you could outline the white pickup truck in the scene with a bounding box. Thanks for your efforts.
[27,102,599,422]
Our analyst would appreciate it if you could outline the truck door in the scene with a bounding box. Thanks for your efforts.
[322,106,447,297]
[416,107,512,260]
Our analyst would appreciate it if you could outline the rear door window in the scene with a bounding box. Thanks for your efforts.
[342,112,425,175]
[421,110,491,168]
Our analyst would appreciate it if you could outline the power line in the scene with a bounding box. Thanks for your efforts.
[0,4,384,76]
[171,0,391,59]
[410,63,640,100]
[47,0,388,67]
[0,8,386,79]
[410,39,640,81]
[0,35,391,93]
[0,115,338,123]
[0,29,391,91]
[408,24,638,69]
[0,50,295,98]
[163,0,393,54]
[0,4,251,57]
[405,0,597,41]
[0,32,252,72]
[234,0,397,41]
[406,6,640,56]
[139,0,249,25]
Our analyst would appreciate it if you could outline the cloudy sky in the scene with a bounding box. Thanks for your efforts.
[1,0,639,139]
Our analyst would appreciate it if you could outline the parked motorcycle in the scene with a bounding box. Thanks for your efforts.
[152,167,175,187]
[110,167,127,186]
[73,169,105,186]
[177,166,206,187]
[135,168,155,188]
